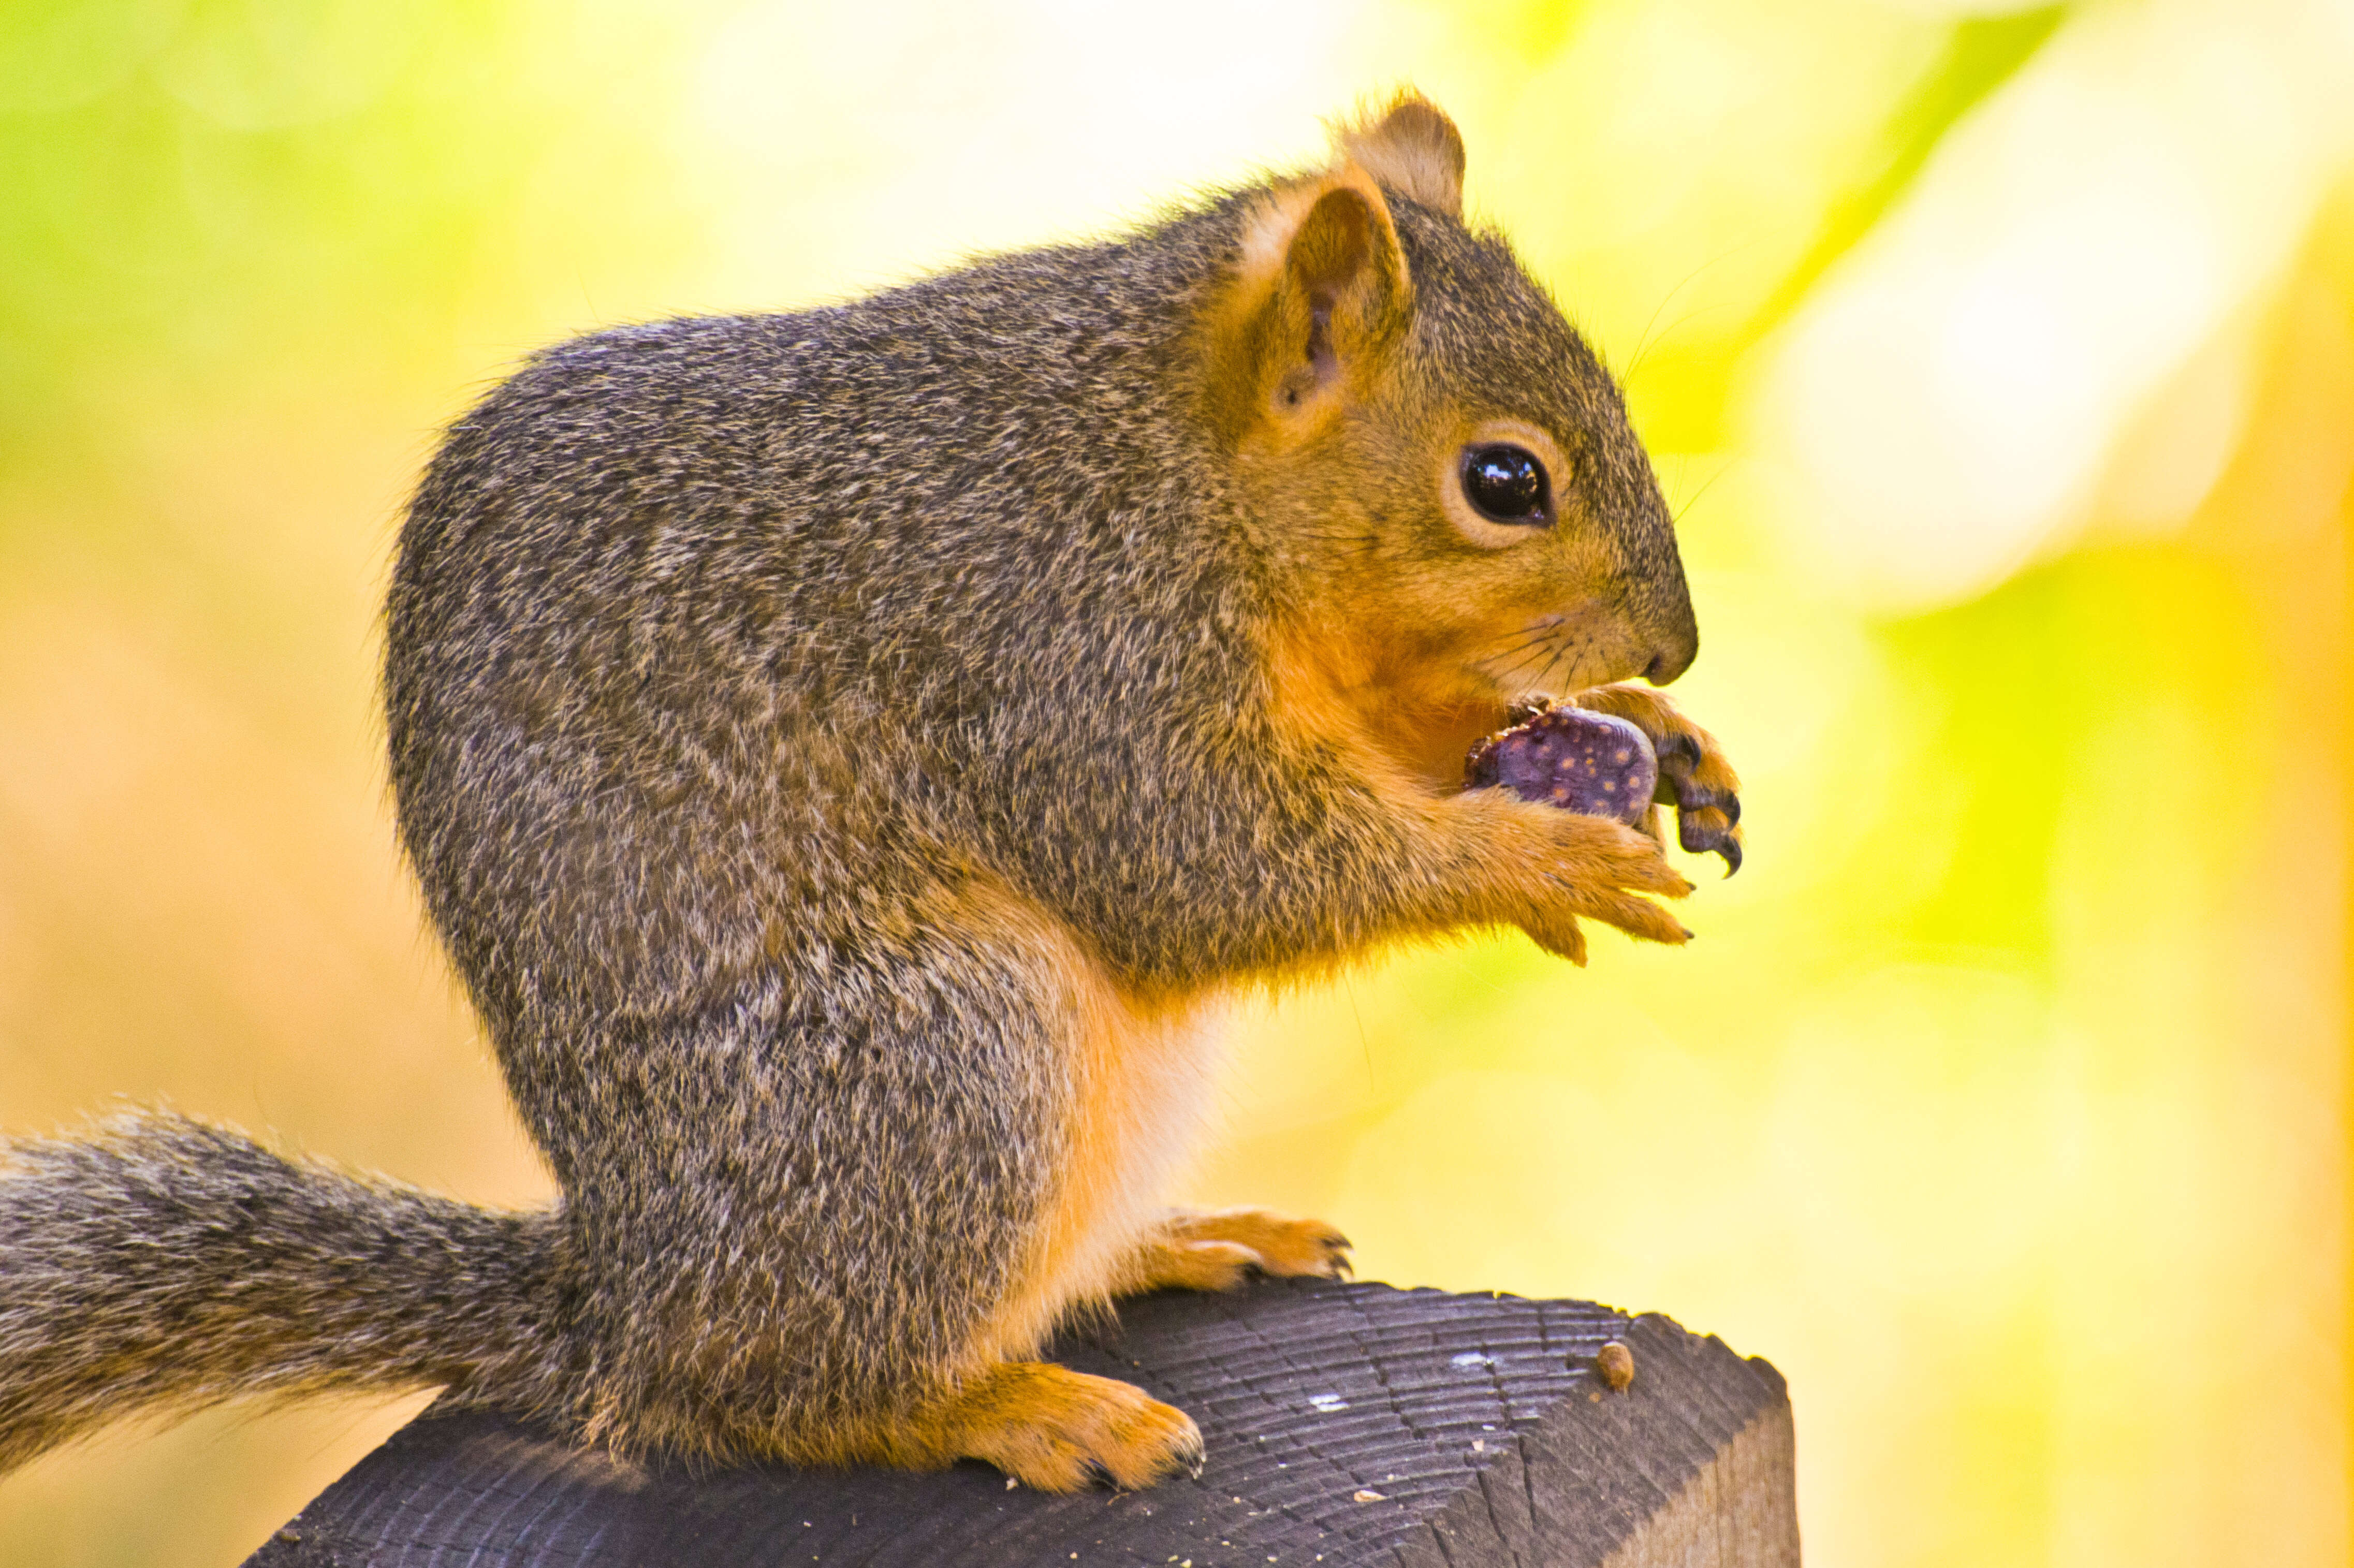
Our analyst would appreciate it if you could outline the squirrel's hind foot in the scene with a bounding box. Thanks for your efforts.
[1114,1207,1354,1294]
[891,1362,1202,1492]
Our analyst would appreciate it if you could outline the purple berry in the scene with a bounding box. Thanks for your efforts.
[1464,706,1658,825]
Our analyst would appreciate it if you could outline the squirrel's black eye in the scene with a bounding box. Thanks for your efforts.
[1459,443,1552,525]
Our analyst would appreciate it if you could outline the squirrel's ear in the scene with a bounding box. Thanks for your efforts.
[1215,172,1412,439]
[1332,91,1465,219]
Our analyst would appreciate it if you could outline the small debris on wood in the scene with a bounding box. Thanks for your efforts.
[1353,1489,1387,1503]
[1597,1340,1636,1391]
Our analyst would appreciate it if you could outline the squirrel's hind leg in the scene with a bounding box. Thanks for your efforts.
[549,879,1227,1489]
[1109,1207,1353,1294]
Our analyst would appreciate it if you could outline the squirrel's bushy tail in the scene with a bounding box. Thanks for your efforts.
[0,1108,568,1472]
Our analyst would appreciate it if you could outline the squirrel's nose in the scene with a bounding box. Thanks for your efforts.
[1644,638,1695,686]
[1630,554,1698,685]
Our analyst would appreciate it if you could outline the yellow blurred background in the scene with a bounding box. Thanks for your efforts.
[2,0,2348,1563]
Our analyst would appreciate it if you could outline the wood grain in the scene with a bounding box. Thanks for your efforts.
[244,1278,1798,1566]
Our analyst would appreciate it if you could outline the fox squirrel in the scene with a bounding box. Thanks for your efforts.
[0,93,1741,1492]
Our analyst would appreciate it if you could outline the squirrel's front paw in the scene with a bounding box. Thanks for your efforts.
[915,1363,1203,1492]
[1510,810,1694,965]
[1115,1207,1353,1293]
[1572,684,1744,874]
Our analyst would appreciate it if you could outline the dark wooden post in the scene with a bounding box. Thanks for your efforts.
[246,1279,1799,1566]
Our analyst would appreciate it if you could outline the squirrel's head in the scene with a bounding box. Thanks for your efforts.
[1204,93,1699,789]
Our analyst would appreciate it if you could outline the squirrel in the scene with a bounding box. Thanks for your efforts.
[0,92,1742,1492]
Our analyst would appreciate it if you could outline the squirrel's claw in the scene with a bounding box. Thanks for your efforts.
[1654,734,1743,874]
[1673,800,1743,875]
[1323,1232,1356,1279]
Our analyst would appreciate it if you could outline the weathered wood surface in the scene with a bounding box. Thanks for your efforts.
[246,1279,1799,1567]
